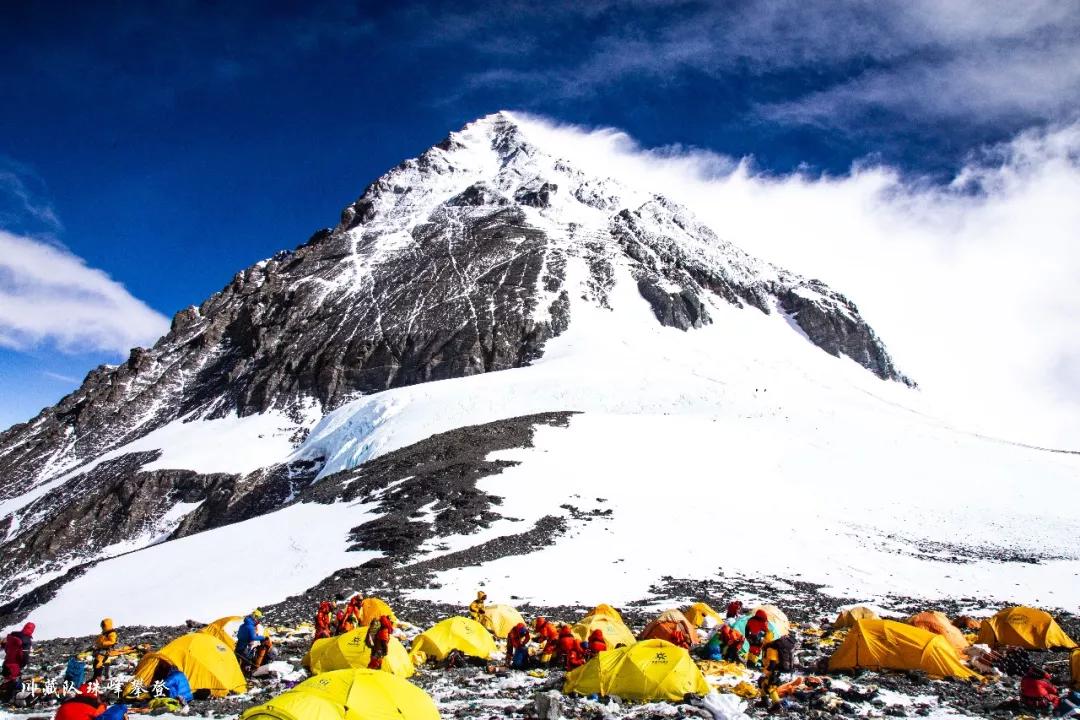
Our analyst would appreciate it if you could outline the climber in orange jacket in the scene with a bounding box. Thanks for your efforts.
[745,609,771,667]
[337,596,363,635]
[366,616,393,670]
[555,625,585,670]
[1020,667,1060,713]
[533,617,559,664]
[506,622,531,669]
[586,629,607,658]
[314,602,334,640]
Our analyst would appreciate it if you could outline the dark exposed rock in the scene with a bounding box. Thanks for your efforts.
[777,283,913,385]
[636,279,710,330]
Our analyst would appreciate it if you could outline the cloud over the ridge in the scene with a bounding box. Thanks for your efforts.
[513,113,1080,449]
[0,230,169,356]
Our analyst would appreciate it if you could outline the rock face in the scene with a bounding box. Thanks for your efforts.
[0,111,911,610]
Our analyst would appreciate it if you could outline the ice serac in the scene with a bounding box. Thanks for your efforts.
[0,111,910,612]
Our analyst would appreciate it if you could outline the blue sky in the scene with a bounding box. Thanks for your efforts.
[2,0,1078,431]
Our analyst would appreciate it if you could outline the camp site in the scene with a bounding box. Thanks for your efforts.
[2,591,1079,719]
[5,3,1080,720]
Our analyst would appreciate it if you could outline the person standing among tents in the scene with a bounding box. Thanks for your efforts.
[469,591,487,623]
[744,609,772,668]
[365,616,393,670]
[92,618,118,681]
[726,601,744,619]
[1,622,34,702]
[314,602,334,641]
[236,610,269,673]
[506,622,531,670]
[533,617,558,665]
[760,632,796,700]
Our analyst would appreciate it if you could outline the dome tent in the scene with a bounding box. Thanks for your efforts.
[240,668,439,720]
[829,619,978,680]
[409,617,496,663]
[127,633,246,698]
[564,639,710,701]
[304,629,415,677]
[976,607,1077,650]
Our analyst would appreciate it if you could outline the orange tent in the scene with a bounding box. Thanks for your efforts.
[977,607,1077,650]
[908,611,969,655]
[638,609,698,646]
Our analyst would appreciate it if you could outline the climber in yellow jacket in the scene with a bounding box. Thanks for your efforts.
[469,591,487,623]
[92,618,118,681]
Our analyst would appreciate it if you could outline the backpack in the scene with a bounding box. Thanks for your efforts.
[64,658,85,688]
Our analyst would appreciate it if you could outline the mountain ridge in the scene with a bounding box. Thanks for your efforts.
[0,111,914,616]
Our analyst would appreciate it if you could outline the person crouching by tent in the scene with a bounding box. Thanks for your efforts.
[554,625,585,671]
[1,622,34,702]
[585,629,607,659]
[1020,666,1060,715]
[314,601,334,641]
[506,622,531,670]
[366,616,393,670]
[92,618,118,681]
[236,609,271,674]
[703,623,744,662]
[533,618,558,665]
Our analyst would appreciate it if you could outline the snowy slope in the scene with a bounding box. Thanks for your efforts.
[20,229,1080,637]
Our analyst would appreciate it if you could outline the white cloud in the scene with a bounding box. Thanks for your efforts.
[0,229,170,355]
[462,1,1080,130]
[514,113,1080,449]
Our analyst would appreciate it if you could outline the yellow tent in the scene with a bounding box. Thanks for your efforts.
[358,598,398,628]
[304,629,415,678]
[573,608,636,649]
[1071,648,1079,689]
[409,617,496,663]
[753,605,791,638]
[834,606,880,628]
[200,616,243,651]
[907,611,969,655]
[128,633,246,697]
[564,639,710,701]
[828,619,979,680]
[589,604,624,622]
[976,607,1077,650]
[480,604,525,638]
[639,609,698,645]
[241,668,439,720]
[684,602,724,628]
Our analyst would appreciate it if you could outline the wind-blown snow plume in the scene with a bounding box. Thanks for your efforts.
[512,115,1080,449]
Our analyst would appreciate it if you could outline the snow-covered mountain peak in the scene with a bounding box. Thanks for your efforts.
[0,113,920,622]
